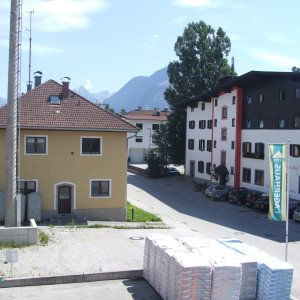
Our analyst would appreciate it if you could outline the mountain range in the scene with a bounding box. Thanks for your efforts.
[0,66,170,112]
[74,66,170,113]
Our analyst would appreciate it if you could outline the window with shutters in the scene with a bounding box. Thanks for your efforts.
[207,120,212,129]
[242,168,251,183]
[189,120,195,129]
[198,161,204,173]
[221,128,227,141]
[242,142,252,158]
[290,144,300,157]
[188,139,194,150]
[255,170,264,186]
[214,119,217,127]
[255,143,264,159]
[221,106,228,120]
[199,139,205,151]
[206,162,211,174]
[207,140,212,152]
[199,120,206,129]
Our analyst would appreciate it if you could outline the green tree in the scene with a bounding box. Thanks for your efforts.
[104,103,115,114]
[151,123,170,171]
[164,20,233,165]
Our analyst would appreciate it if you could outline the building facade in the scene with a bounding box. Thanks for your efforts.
[122,107,170,163]
[0,78,139,221]
[177,71,300,201]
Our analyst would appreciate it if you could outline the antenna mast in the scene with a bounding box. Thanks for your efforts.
[26,9,34,92]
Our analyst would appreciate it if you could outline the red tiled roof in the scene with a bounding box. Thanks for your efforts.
[0,80,139,132]
[123,109,171,121]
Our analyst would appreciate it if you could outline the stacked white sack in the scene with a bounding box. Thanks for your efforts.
[178,237,242,300]
[161,247,189,300]
[218,238,293,300]
[168,251,212,300]
[257,257,293,300]
[153,238,182,295]
[143,234,173,282]
[209,258,241,300]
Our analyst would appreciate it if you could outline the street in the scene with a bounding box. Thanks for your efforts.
[127,172,300,299]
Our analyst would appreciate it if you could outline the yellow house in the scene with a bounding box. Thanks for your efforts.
[0,78,139,221]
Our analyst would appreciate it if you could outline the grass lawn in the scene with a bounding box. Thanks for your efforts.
[126,201,162,222]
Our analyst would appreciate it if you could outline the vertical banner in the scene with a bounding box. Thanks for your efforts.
[268,144,287,221]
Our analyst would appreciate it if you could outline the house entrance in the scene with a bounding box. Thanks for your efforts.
[58,186,71,214]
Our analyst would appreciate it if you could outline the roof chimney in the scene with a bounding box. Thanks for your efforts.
[120,108,126,115]
[27,81,32,92]
[34,71,42,88]
[137,106,142,111]
[163,107,168,112]
[61,76,71,100]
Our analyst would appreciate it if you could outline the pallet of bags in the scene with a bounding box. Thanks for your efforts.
[143,234,173,283]
[153,238,183,296]
[160,247,190,300]
[218,238,293,300]
[168,251,212,300]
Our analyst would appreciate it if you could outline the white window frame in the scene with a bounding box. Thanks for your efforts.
[89,179,112,198]
[135,136,143,143]
[152,124,159,131]
[24,135,48,155]
[80,136,103,156]
[19,179,38,194]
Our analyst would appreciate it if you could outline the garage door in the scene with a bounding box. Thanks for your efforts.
[130,148,144,163]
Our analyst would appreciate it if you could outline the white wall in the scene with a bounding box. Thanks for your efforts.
[127,119,167,163]
[241,130,300,201]
[185,90,237,185]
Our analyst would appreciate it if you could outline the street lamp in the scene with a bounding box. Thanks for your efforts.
[147,128,151,150]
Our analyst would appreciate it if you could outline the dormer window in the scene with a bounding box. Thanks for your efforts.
[50,95,60,105]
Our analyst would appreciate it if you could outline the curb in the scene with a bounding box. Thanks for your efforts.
[0,269,143,289]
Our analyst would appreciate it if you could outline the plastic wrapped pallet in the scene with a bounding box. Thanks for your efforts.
[168,251,212,300]
[153,238,182,295]
[143,234,173,282]
[160,247,189,300]
[218,238,293,300]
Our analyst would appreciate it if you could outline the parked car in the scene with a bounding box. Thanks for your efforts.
[253,197,270,212]
[165,167,180,176]
[212,187,235,202]
[228,188,249,205]
[246,192,268,208]
[205,185,226,197]
[293,206,300,222]
[289,202,300,219]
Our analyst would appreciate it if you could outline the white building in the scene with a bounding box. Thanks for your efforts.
[122,106,170,163]
[177,71,300,201]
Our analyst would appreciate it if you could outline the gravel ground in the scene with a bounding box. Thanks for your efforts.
[0,226,146,280]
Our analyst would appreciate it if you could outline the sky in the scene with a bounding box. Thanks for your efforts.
[1,0,300,99]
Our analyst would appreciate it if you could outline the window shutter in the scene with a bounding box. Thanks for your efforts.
[188,139,190,149]
[191,139,194,150]
[255,143,257,154]
[290,144,293,156]
[242,142,246,152]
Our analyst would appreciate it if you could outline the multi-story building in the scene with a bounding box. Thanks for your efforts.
[0,76,139,221]
[177,71,300,201]
[122,107,170,163]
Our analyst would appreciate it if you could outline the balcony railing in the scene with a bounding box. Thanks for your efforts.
[242,152,264,160]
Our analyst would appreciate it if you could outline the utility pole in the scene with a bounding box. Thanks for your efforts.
[26,10,34,92]
[5,0,22,227]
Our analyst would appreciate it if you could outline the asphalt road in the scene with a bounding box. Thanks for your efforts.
[127,173,300,299]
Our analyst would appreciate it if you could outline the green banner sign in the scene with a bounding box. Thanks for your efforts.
[268,144,287,221]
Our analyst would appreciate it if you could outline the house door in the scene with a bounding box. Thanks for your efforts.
[58,186,71,214]
[190,161,195,177]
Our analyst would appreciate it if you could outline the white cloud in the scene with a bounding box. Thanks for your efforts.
[151,42,156,46]
[24,42,68,57]
[153,34,158,38]
[171,17,185,22]
[85,79,92,89]
[140,43,146,47]
[251,53,300,68]
[228,34,242,41]
[171,0,219,7]
[22,0,110,32]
